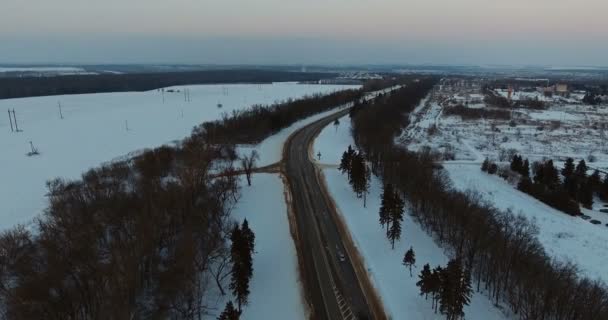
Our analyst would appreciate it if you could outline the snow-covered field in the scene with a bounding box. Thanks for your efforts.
[404,83,608,169]
[444,163,608,284]
[315,116,511,319]
[206,173,307,319]
[0,83,358,230]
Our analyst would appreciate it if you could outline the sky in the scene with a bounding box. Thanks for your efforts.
[1,0,607,66]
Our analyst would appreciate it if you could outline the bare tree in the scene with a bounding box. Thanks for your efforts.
[241,150,259,186]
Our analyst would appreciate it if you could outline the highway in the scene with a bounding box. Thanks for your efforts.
[282,95,389,320]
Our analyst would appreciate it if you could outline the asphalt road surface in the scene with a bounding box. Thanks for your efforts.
[283,106,373,320]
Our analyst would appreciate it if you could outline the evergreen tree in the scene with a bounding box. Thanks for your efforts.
[562,158,575,178]
[350,152,370,207]
[510,155,522,173]
[416,263,432,299]
[517,176,533,193]
[403,247,416,277]
[575,159,588,178]
[590,170,602,191]
[578,179,594,209]
[229,222,254,311]
[533,161,544,185]
[379,183,394,234]
[543,160,560,189]
[481,158,489,172]
[387,190,405,249]
[488,163,498,175]
[522,159,530,177]
[429,266,443,313]
[241,219,255,279]
[601,174,608,201]
[218,301,240,320]
[339,146,353,175]
[439,259,471,320]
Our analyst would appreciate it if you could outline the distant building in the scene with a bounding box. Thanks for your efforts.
[555,84,569,96]
[537,84,569,97]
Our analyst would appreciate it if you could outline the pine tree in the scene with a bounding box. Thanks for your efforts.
[403,247,416,277]
[562,158,575,178]
[229,222,254,312]
[241,219,255,279]
[388,190,405,249]
[533,161,544,185]
[350,152,370,206]
[429,266,443,313]
[481,158,490,172]
[218,301,240,320]
[575,159,588,178]
[590,170,602,191]
[379,183,394,234]
[416,264,432,299]
[517,175,533,193]
[510,155,522,173]
[601,174,608,201]
[543,160,560,189]
[578,179,594,209]
[339,150,351,175]
[522,159,530,177]
[439,259,472,320]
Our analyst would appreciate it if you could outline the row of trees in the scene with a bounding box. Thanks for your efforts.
[350,79,608,319]
[0,69,333,99]
[514,156,606,215]
[196,89,364,145]
[416,259,473,320]
[444,105,511,120]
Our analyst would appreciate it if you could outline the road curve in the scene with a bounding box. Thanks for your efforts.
[282,102,387,320]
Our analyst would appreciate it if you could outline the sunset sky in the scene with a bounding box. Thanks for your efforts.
[1,0,606,66]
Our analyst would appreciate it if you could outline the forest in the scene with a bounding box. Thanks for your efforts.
[350,80,608,319]
[0,70,334,99]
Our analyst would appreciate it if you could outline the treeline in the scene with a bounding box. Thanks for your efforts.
[516,156,608,215]
[0,83,382,319]
[444,105,511,120]
[350,81,608,319]
[195,89,363,144]
[0,70,333,99]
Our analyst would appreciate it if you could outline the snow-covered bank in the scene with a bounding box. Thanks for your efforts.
[313,115,353,165]
[315,117,510,319]
[444,163,608,284]
[0,83,358,230]
[207,173,307,319]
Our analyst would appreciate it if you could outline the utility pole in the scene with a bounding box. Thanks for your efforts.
[58,102,64,119]
[8,109,14,132]
[12,109,19,132]
[125,120,129,132]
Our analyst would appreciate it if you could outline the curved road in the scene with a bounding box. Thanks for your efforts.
[282,103,386,320]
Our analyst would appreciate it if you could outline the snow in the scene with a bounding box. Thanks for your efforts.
[312,114,353,165]
[444,163,608,284]
[315,116,511,319]
[0,66,85,73]
[207,173,307,319]
[0,83,358,230]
